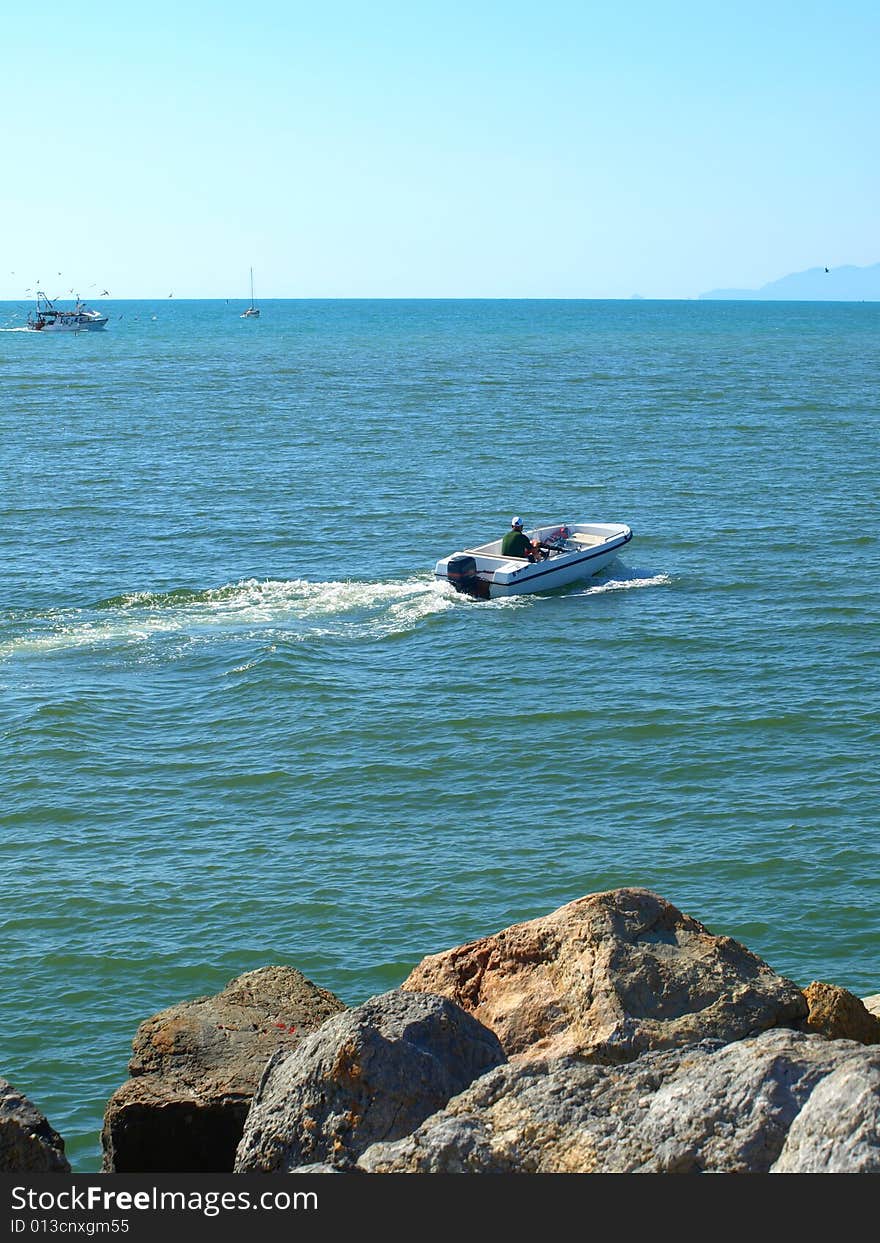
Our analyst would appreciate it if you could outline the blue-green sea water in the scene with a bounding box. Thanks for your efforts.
[2,298,878,1170]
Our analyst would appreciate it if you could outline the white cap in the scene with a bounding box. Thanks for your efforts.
[511,516,524,528]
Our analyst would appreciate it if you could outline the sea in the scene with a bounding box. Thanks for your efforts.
[1,297,878,1171]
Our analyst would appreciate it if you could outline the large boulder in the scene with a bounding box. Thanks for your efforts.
[0,1079,70,1173]
[772,1056,880,1172]
[402,888,807,1062]
[359,1029,880,1174]
[802,981,880,1044]
[234,989,506,1172]
[102,966,345,1172]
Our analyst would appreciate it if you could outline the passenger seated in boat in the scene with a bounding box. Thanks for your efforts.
[501,516,541,561]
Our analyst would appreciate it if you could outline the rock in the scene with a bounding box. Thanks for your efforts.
[102,966,345,1172]
[772,1056,880,1172]
[635,1030,866,1173]
[359,1029,878,1173]
[802,981,880,1045]
[402,888,807,1062]
[861,994,880,1020]
[0,1079,70,1173]
[234,988,506,1172]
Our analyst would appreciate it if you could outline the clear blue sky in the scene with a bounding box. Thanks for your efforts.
[3,1,877,299]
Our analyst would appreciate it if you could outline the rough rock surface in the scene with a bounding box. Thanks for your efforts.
[802,981,880,1045]
[234,989,506,1172]
[358,1029,879,1174]
[772,1055,880,1172]
[860,994,880,1021]
[102,966,345,1172]
[402,888,807,1062]
[0,1079,70,1173]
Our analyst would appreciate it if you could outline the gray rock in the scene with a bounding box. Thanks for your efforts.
[0,1079,70,1173]
[234,988,506,1171]
[862,994,880,1020]
[358,1029,878,1173]
[402,888,807,1063]
[772,1055,880,1172]
[358,1048,704,1173]
[636,1029,859,1172]
[102,966,345,1172]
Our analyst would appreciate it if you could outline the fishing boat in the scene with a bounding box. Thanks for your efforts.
[241,267,260,318]
[435,521,633,599]
[26,291,108,333]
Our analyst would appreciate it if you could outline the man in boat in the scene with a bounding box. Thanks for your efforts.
[501,516,541,562]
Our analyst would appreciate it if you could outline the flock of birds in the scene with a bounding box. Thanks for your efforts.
[8,273,175,300]
[2,273,178,328]
[1,273,172,328]
[6,266,838,315]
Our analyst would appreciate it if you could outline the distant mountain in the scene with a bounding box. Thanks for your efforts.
[699,262,880,301]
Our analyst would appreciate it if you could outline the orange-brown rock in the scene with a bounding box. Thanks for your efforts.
[102,966,344,1172]
[402,888,807,1063]
[802,982,880,1045]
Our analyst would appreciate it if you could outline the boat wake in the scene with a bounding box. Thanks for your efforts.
[1,576,457,661]
[102,575,456,631]
[2,569,672,663]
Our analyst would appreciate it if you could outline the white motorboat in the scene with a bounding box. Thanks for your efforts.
[435,521,633,599]
[241,267,260,318]
[26,291,108,332]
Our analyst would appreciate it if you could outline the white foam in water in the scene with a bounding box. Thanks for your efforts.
[1,576,456,658]
[2,571,671,661]
[578,572,672,595]
[117,576,445,618]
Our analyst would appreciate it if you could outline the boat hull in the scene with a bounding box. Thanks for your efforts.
[487,539,627,596]
[27,318,108,332]
[435,522,633,599]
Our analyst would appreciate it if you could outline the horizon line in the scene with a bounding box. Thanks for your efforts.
[3,294,879,304]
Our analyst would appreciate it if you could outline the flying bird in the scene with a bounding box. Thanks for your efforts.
[100,289,110,296]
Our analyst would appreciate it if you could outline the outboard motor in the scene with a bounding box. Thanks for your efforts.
[446,555,491,599]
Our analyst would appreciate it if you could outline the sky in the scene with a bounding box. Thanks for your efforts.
[2,1,878,299]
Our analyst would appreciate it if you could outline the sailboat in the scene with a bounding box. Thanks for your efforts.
[241,267,260,319]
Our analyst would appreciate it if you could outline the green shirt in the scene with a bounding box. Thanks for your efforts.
[501,529,532,558]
